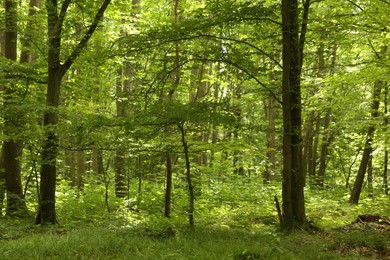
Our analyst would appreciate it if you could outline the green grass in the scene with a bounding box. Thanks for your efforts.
[1,218,389,259]
[1,180,389,259]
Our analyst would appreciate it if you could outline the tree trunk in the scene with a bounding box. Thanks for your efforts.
[36,0,112,224]
[367,152,373,197]
[114,150,128,198]
[263,97,278,183]
[92,148,104,176]
[164,155,173,218]
[3,0,28,217]
[76,150,85,190]
[311,116,321,179]
[281,0,310,229]
[349,80,382,204]
[164,0,181,218]
[384,83,389,195]
[303,111,315,180]
[19,0,41,64]
[114,59,130,198]
[0,148,5,216]
[384,150,389,195]
[316,108,332,187]
[178,124,195,228]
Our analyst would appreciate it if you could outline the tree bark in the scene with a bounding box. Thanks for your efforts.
[263,97,278,183]
[316,108,332,187]
[383,83,389,195]
[0,148,5,216]
[35,0,111,224]
[349,80,382,204]
[164,0,181,218]
[3,0,28,217]
[281,0,309,229]
[178,124,195,228]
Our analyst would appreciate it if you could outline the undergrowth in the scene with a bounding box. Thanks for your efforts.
[1,177,389,259]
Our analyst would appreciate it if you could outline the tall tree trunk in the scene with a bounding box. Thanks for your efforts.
[263,97,278,183]
[311,116,321,179]
[114,45,130,199]
[35,0,111,224]
[349,80,382,204]
[76,150,85,190]
[178,124,195,228]
[92,148,104,176]
[384,149,389,195]
[20,0,41,64]
[316,108,332,187]
[367,152,373,197]
[3,0,28,217]
[65,149,76,186]
[164,0,181,218]
[315,43,337,187]
[383,82,389,195]
[0,148,5,216]
[114,0,140,199]
[280,0,310,229]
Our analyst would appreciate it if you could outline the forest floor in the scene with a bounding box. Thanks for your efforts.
[0,216,389,259]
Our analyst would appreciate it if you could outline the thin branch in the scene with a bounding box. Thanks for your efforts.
[198,34,283,69]
[53,0,71,36]
[122,33,282,69]
[345,0,365,12]
[61,0,111,75]
[368,38,381,59]
[192,57,282,105]
[299,0,311,72]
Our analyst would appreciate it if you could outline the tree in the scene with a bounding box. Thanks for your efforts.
[164,0,181,218]
[35,0,111,224]
[280,0,310,229]
[349,78,383,204]
[3,0,28,217]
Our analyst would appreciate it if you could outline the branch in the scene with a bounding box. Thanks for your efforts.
[345,0,365,12]
[299,0,311,72]
[192,57,282,105]
[378,0,390,5]
[198,34,283,69]
[61,0,111,75]
[123,33,282,69]
[53,0,71,37]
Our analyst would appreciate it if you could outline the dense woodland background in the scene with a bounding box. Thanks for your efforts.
[0,0,389,236]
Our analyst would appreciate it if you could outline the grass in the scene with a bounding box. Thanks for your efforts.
[1,181,389,259]
[1,217,389,259]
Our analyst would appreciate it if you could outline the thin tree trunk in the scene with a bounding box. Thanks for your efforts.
[65,149,76,185]
[367,152,373,197]
[303,111,315,180]
[349,80,382,204]
[384,83,389,195]
[76,150,85,190]
[384,150,389,195]
[0,148,5,215]
[19,0,41,64]
[178,124,195,228]
[92,148,104,176]
[310,115,321,179]
[316,108,332,187]
[164,0,181,218]
[263,97,278,183]
[164,155,173,217]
